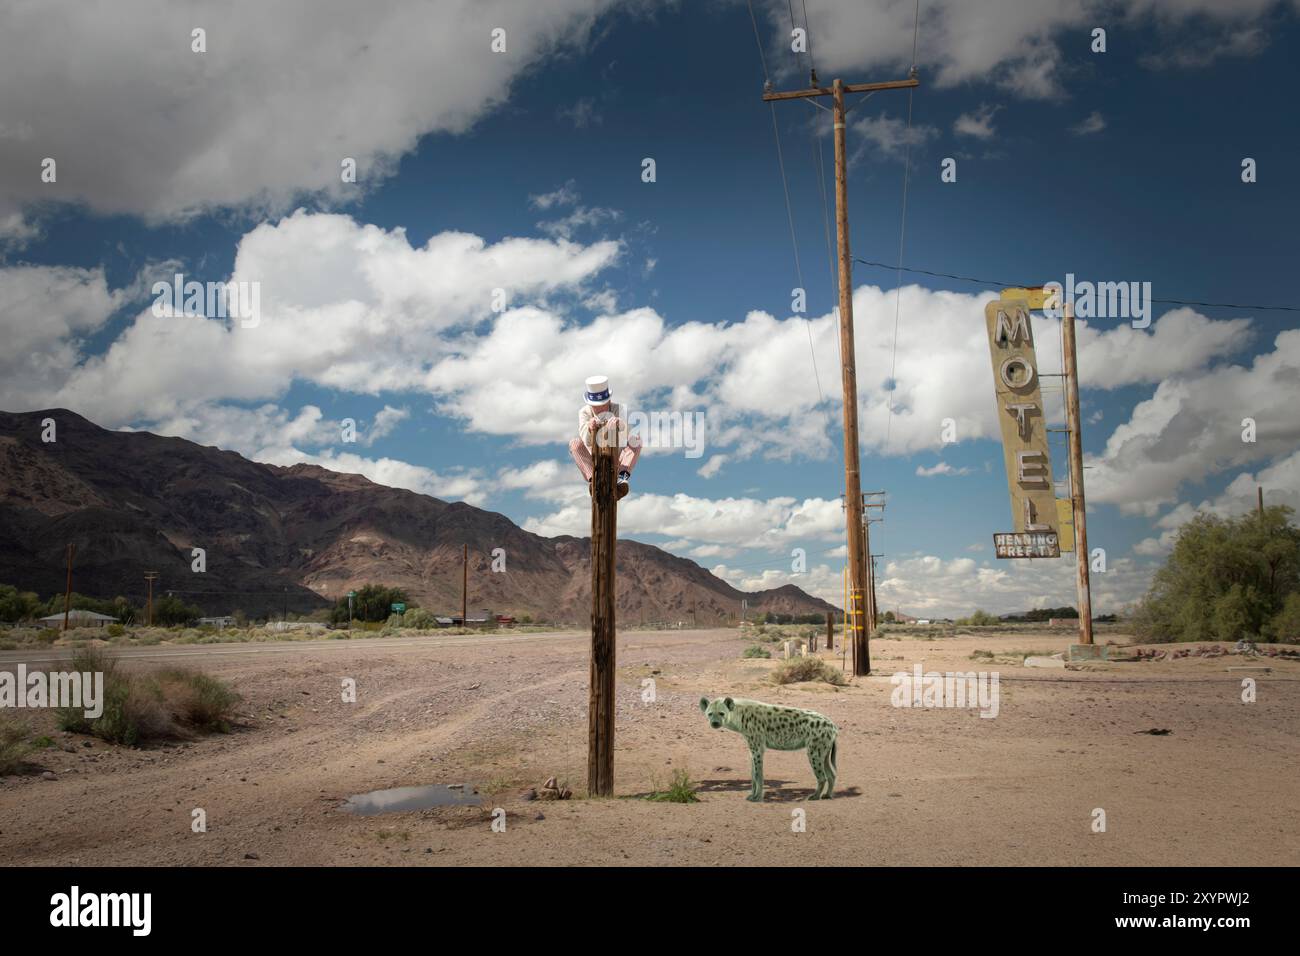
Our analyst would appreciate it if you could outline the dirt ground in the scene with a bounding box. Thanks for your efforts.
[2,627,1298,866]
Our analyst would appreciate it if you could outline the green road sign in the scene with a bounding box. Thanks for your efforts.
[391,602,406,613]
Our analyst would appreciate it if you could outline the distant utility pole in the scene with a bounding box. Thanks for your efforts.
[764,70,919,676]
[62,543,76,632]
[870,553,885,630]
[143,571,159,627]
[864,492,886,630]
[461,544,468,626]
[1258,486,1265,522]
[1061,302,1093,645]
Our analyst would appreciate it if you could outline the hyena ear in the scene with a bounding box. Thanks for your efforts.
[698,697,710,712]
[723,697,734,710]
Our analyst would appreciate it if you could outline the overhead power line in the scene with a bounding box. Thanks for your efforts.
[853,258,1300,314]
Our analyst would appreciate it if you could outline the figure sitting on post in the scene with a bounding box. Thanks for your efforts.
[568,375,641,500]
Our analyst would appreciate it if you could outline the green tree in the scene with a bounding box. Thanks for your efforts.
[1262,592,1300,643]
[330,584,411,623]
[1135,505,1300,643]
[152,595,202,627]
[0,584,42,623]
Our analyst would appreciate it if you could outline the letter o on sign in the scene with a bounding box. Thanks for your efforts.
[999,356,1035,390]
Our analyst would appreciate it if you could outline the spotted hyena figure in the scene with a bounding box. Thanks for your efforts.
[699,696,838,801]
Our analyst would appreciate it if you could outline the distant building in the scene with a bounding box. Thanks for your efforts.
[38,610,116,628]
[197,616,236,627]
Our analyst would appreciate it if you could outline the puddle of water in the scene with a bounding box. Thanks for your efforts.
[340,783,481,816]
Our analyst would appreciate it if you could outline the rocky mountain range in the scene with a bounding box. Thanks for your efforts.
[0,409,837,624]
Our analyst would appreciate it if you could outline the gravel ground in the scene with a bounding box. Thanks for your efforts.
[1,628,1297,866]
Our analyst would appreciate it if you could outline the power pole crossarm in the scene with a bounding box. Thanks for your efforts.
[761,77,919,101]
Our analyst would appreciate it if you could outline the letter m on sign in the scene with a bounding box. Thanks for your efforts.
[994,307,1031,346]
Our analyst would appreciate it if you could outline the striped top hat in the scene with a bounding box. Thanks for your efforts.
[584,375,612,406]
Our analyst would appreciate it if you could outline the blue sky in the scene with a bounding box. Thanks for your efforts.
[2,0,1298,616]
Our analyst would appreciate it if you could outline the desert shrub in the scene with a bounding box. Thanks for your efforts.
[742,645,771,659]
[153,669,240,732]
[56,647,238,744]
[0,713,36,774]
[402,607,435,628]
[955,609,999,626]
[771,657,847,686]
[644,768,699,804]
[34,628,59,645]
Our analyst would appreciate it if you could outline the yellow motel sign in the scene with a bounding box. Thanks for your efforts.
[985,295,1060,554]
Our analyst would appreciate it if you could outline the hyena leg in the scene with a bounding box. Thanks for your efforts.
[806,740,828,800]
[747,744,765,802]
[822,738,838,799]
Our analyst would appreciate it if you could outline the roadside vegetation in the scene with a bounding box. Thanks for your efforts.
[643,768,700,804]
[54,647,240,746]
[0,713,37,774]
[1134,506,1300,644]
[770,656,847,686]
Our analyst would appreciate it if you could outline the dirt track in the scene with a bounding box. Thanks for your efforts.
[2,628,1298,866]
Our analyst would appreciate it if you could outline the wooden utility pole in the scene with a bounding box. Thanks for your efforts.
[588,425,619,797]
[826,611,834,652]
[1258,486,1265,521]
[764,73,918,676]
[62,543,75,632]
[144,571,159,627]
[461,544,468,626]
[1061,303,1093,645]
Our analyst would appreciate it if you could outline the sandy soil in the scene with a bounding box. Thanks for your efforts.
[2,628,1297,866]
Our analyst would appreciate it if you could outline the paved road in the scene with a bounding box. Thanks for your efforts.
[0,628,589,667]
[0,627,729,668]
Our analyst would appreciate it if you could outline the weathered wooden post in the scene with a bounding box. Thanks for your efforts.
[588,424,618,797]
[826,611,834,652]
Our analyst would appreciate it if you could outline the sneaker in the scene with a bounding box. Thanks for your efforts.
[616,472,630,500]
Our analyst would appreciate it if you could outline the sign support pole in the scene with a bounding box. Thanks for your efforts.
[1061,302,1094,645]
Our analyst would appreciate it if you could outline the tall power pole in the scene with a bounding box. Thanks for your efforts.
[461,544,468,626]
[62,543,76,632]
[1061,302,1093,645]
[143,571,159,627]
[588,429,619,796]
[764,73,919,676]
